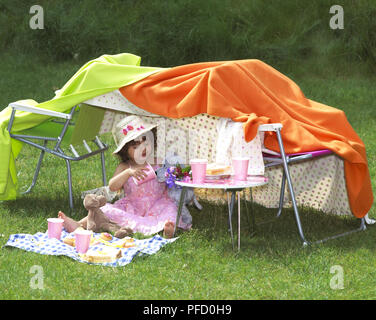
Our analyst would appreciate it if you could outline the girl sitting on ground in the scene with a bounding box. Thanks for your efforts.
[58,115,191,238]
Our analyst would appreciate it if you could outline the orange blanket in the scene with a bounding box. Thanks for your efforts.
[120,59,373,218]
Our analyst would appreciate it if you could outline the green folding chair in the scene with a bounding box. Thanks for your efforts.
[7,102,108,211]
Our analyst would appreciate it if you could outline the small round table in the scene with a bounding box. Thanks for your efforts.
[174,176,268,251]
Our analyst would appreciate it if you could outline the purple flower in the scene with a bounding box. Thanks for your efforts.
[164,164,192,188]
[166,177,176,188]
[167,166,176,174]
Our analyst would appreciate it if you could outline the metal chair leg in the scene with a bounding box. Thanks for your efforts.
[276,169,286,218]
[310,217,366,245]
[21,140,47,194]
[65,159,74,211]
[100,151,107,186]
[276,129,309,246]
[273,129,367,246]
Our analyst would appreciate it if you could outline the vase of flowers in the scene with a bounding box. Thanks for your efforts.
[165,164,191,188]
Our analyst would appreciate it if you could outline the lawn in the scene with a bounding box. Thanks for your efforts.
[0,53,375,300]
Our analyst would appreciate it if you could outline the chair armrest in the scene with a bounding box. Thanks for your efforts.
[9,102,72,120]
[262,147,281,156]
[258,123,283,132]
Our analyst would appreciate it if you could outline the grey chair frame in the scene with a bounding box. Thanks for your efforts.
[258,124,366,246]
[7,102,108,211]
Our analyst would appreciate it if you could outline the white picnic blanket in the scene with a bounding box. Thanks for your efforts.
[4,230,177,267]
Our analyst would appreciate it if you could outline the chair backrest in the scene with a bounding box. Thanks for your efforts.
[69,103,105,145]
[17,103,106,150]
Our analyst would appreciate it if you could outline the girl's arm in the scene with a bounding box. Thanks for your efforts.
[108,162,132,192]
[108,162,149,192]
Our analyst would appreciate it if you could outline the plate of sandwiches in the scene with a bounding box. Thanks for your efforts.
[205,163,232,180]
[80,246,122,264]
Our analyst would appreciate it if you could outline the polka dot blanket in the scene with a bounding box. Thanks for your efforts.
[4,229,177,267]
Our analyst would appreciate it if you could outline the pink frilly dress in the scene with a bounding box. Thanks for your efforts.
[101,166,191,236]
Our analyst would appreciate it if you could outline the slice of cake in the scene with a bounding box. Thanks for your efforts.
[206,163,231,176]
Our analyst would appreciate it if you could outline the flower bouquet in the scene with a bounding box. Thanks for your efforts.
[165,164,192,188]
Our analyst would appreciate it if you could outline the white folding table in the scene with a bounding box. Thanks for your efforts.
[174,176,268,251]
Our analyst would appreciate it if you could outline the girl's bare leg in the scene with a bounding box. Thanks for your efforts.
[58,211,87,232]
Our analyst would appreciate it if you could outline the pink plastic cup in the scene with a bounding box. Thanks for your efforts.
[190,159,207,184]
[47,218,64,240]
[132,163,156,186]
[232,157,250,181]
[75,229,92,254]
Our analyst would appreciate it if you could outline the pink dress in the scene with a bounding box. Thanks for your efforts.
[101,166,191,236]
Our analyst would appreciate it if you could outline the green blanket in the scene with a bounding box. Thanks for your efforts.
[0,53,164,200]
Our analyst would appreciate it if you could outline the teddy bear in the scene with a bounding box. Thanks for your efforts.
[155,152,203,226]
[84,193,132,239]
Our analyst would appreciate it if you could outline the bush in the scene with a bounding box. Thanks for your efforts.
[1,0,375,72]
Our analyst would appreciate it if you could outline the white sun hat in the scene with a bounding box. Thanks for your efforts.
[112,115,157,154]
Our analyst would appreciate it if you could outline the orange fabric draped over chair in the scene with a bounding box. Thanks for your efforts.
[119,59,373,218]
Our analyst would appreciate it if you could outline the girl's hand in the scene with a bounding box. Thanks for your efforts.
[128,166,149,181]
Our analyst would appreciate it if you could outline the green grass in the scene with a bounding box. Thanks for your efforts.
[1,53,376,300]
